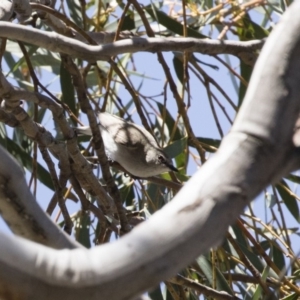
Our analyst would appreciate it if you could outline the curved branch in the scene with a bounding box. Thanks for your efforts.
[0,21,263,62]
[0,145,80,249]
[1,1,300,299]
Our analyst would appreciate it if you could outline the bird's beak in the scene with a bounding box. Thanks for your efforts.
[168,164,179,172]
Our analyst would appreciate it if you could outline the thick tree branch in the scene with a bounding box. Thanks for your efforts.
[0,145,80,249]
[0,21,263,63]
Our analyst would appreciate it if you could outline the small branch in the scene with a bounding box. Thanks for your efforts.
[69,173,115,243]
[0,71,114,212]
[168,274,239,300]
[109,59,152,133]
[227,233,272,296]
[129,0,207,163]
[0,109,19,127]
[61,55,129,233]
[237,218,300,294]
[222,272,280,286]
[46,172,70,216]
[39,146,73,235]
[104,160,182,191]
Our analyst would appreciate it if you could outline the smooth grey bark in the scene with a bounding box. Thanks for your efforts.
[0,21,263,63]
[1,1,300,300]
[0,144,81,249]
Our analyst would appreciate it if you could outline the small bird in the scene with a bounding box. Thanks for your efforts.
[75,112,178,178]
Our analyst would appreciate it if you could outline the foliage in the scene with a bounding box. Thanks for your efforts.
[0,0,299,299]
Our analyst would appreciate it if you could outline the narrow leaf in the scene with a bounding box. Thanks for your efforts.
[145,5,207,38]
[0,136,54,190]
[60,62,76,115]
[196,255,234,295]
[275,180,300,223]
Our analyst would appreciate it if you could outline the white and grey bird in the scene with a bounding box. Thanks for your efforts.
[76,112,178,178]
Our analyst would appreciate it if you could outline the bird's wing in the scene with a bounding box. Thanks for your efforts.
[74,126,92,136]
[99,113,158,148]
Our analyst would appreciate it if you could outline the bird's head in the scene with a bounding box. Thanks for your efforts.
[145,148,178,175]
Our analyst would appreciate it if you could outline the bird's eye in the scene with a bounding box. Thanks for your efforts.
[158,155,165,163]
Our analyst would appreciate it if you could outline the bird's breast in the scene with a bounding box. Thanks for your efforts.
[100,129,119,160]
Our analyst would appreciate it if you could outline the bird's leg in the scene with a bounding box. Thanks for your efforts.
[123,173,141,180]
[108,161,141,180]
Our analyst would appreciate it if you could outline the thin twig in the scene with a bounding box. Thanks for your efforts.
[39,145,73,234]
[227,232,272,296]
[237,218,300,294]
[169,274,239,300]
[128,0,206,163]
[61,55,130,233]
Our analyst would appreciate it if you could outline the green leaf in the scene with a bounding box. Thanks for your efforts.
[166,285,177,300]
[238,14,269,41]
[272,242,285,272]
[149,285,164,300]
[164,137,188,176]
[235,282,253,300]
[285,174,300,184]
[154,105,188,173]
[196,255,234,295]
[147,183,166,212]
[121,13,136,30]
[193,137,221,152]
[156,102,182,141]
[231,223,249,249]
[233,242,279,280]
[66,0,82,26]
[113,173,136,207]
[173,55,184,84]
[60,61,76,115]
[105,11,149,32]
[253,266,269,300]
[237,14,269,107]
[30,53,61,74]
[238,62,252,107]
[0,135,54,190]
[75,210,91,248]
[275,180,300,223]
[164,137,187,159]
[0,123,6,145]
[4,51,29,90]
[281,293,299,300]
[6,45,39,78]
[265,192,276,208]
[144,5,207,38]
